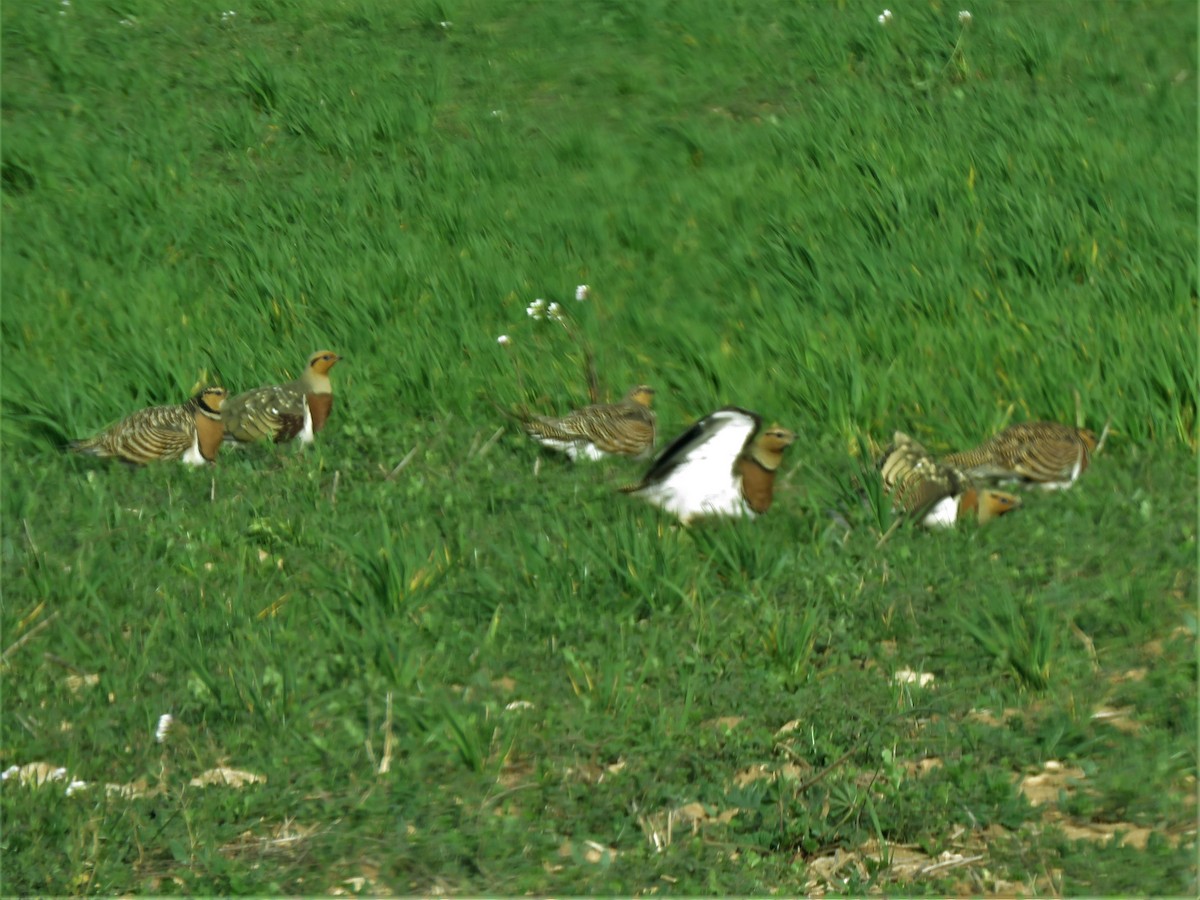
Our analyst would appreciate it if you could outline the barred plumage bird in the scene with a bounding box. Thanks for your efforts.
[71,387,228,465]
[222,350,341,445]
[878,431,1021,527]
[943,422,1098,491]
[622,407,795,524]
[513,384,657,461]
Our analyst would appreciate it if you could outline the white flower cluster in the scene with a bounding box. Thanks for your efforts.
[155,713,174,744]
[958,10,973,24]
[575,284,590,302]
[526,298,564,322]
[221,10,237,22]
[878,9,893,26]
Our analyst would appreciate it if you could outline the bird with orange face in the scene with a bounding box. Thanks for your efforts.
[942,422,1099,491]
[222,350,342,445]
[622,407,794,524]
[511,384,657,462]
[878,431,1021,527]
[71,387,229,465]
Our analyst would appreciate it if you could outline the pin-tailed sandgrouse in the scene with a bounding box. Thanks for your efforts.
[513,384,657,461]
[878,431,1021,527]
[622,407,794,524]
[222,350,341,445]
[943,422,1098,491]
[71,387,228,465]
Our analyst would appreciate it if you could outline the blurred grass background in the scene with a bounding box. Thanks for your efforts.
[2,0,1196,894]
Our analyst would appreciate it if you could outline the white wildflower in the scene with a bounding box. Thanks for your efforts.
[1,766,19,781]
[490,109,503,118]
[65,779,88,797]
[504,700,535,712]
[439,20,451,29]
[119,17,136,27]
[50,767,68,781]
[958,10,972,24]
[526,298,547,319]
[546,301,562,320]
[878,9,893,25]
[496,334,511,346]
[575,284,590,301]
[221,10,237,21]
[155,713,174,744]
[894,669,936,688]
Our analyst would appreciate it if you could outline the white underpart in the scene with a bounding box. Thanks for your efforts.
[635,411,757,523]
[297,397,314,445]
[920,495,960,528]
[570,442,605,462]
[180,433,206,466]
[534,437,604,461]
[1037,454,1083,491]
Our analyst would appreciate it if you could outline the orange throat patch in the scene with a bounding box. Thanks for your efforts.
[737,458,778,515]
[307,393,334,434]
[194,413,225,462]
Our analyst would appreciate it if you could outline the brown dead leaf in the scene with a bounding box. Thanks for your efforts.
[65,673,99,693]
[1059,821,1138,847]
[327,862,388,897]
[804,847,865,894]
[2,761,68,787]
[674,802,739,826]
[1143,624,1193,658]
[966,707,1019,727]
[567,757,625,784]
[902,757,944,777]
[189,766,266,789]
[222,819,320,859]
[1091,706,1141,733]
[776,718,802,736]
[1106,666,1148,685]
[1017,761,1087,806]
[558,839,618,865]
[104,778,160,800]
[1053,820,1189,849]
[704,716,743,732]
[733,762,808,788]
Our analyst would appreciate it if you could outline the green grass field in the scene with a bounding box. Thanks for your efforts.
[2,0,1197,894]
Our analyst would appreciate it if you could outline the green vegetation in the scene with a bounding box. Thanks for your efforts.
[2,0,1195,894]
